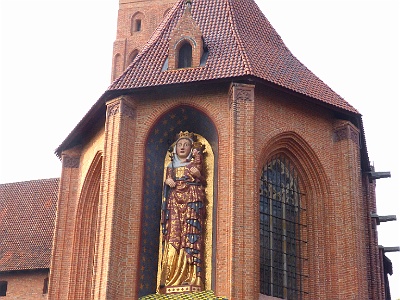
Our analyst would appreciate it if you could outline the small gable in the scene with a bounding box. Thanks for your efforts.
[168,0,204,69]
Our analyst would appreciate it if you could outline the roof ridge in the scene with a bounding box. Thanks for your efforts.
[225,0,253,75]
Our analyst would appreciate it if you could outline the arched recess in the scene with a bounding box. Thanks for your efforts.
[68,152,103,300]
[138,105,218,297]
[259,132,332,297]
[163,8,171,18]
[128,49,139,65]
[113,53,123,81]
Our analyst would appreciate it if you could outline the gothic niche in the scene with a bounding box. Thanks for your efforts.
[157,131,214,295]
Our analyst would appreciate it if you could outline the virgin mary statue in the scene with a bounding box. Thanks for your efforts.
[159,131,206,293]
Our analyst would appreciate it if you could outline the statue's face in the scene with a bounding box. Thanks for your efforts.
[176,138,192,160]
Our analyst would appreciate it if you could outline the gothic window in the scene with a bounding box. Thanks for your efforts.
[260,155,307,299]
[178,42,192,68]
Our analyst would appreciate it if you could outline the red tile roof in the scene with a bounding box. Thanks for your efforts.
[109,0,358,114]
[0,178,59,272]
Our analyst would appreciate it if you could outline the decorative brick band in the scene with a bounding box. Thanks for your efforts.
[333,123,359,146]
[62,156,80,168]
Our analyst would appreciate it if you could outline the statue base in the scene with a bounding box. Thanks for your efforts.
[139,290,228,299]
[160,285,202,295]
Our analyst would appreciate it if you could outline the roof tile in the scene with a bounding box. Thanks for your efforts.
[0,178,59,272]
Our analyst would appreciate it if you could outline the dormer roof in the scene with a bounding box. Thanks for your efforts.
[108,0,357,114]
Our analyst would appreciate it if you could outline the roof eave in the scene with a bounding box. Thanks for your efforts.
[54,90,118,158]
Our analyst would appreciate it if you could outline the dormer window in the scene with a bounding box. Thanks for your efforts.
[167,1,204,70]
[178,42,192,68]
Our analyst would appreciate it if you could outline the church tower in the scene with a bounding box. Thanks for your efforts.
[111,0,177,81]
[49,0,388,299]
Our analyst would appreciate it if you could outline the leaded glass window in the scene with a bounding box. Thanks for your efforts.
[260,155,307,299]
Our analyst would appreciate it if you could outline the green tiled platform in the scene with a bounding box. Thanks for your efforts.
[139,290,228,300]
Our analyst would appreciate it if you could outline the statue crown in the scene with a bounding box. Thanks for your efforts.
[176,131,196,141]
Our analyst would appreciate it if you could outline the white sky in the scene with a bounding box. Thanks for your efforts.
[1,0,399,298]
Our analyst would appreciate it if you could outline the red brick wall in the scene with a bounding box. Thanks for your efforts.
[254,86,370,299]
[0,269,48,300]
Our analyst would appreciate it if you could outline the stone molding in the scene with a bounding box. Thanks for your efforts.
[333,121,360,146]
[106,96,136,119]
[229,82,255,108]
[62,156,80,169]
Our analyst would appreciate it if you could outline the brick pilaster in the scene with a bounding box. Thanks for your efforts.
[332,120,368,299]
[48,148,81,300]
[92,96,138,300]
[226,83,257,299]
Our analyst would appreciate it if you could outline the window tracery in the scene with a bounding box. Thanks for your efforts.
[260,155,307,299]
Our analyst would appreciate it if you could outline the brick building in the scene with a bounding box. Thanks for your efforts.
[0,179,59,299]
[9,0,390,299]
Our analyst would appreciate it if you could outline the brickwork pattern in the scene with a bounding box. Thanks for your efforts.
[48,148,82,300]
[112,0,177,80]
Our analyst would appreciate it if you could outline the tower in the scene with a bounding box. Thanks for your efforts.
[111,0,177,81]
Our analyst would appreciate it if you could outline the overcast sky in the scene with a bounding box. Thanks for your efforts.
[1,0,399,297]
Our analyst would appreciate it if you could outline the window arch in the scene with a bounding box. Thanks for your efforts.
[178,42,192,68]
[68,152,102,299]
[131,12,144,34]
[260,154,307,299]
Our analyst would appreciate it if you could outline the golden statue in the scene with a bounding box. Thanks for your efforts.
[159,132,206,294]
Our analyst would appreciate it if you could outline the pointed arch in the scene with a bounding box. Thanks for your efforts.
[68,152,103,299]
[259,131,332,298]
[260,131,331,198]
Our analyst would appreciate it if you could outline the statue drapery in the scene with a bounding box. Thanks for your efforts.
[158,131,208,293]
